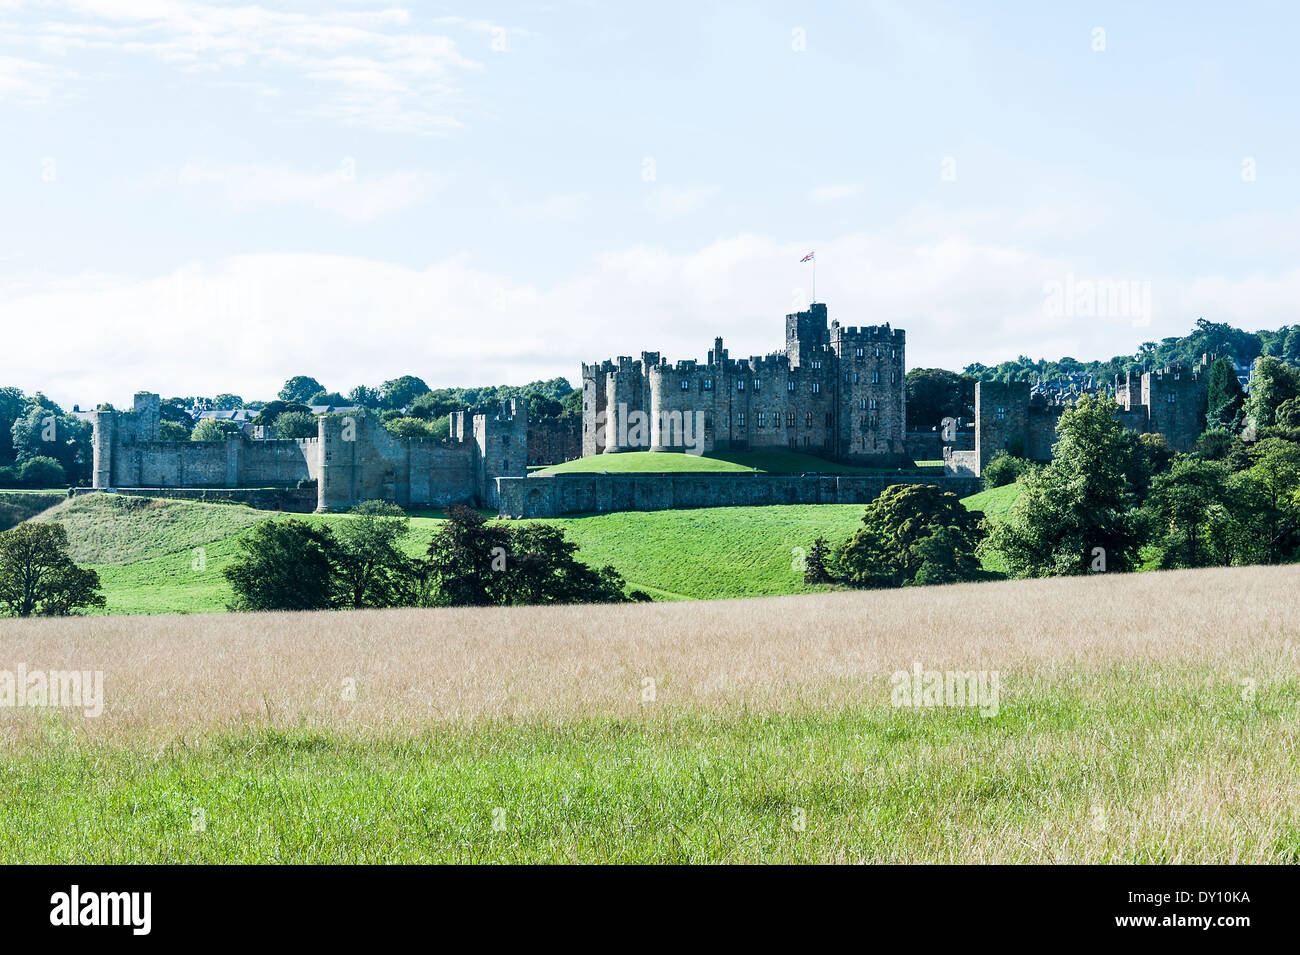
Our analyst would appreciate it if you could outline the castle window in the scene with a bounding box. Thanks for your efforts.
[855,347,864,358]
[825,412,833,426]
[787,412,795,427]
[872,371,879,383]
[737,380,744,391]
[787,380,796,392]
[812,382,821,395]
[874,347,881,358]
[681,379,690,390]
[811,359,822,370]
[753,379,761,391]
[891,371,897,384]
[806,412,813,427]
[738,412,746,428]
[845,372,851,383]
[854,373,859,384]
[757,411,766,427]
[859,399,867,410]
[704,379,713,391]
[996,407,1006,421]
[869,398,878,410]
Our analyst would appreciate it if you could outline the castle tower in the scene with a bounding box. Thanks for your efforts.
[90,410,114,488]
[473,399,528,506]
[785,303,828,367]
[974,380,1031,472]
[316,412,360,512]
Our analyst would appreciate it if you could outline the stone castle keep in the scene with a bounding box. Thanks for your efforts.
[91,393,527,511]
[88,299,1210,516]
[582,303,910,466]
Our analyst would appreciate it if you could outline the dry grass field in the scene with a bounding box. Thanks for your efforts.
[3,565,1299,862]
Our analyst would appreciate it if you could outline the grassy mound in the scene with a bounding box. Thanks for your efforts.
[960,482,1022,522]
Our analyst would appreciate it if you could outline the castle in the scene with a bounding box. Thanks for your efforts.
[943,361,1208,477]
[581,303,911,466]
[87,299,1211,516]
[90,393,527,511]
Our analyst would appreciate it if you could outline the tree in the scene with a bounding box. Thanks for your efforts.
[333,501,418,608]
[911,526,984,586]
[0,386,25,467]
[380,375,431,411]
[424,506,633,606]
[0,522,105,617]
[384,416,437,439]
[1243,438,1300,563]
[213,393,244,409]
[18,456,66,488]
[250,400,311,431]
[191,419,243,442]
[9,397,91,485]
[222,519,339,611]
[424,506,513,606]
[987,395,1144,577]
[905,368,975,430]
[1205,357,1245,432]
[837,484,984,588]
[500,523,631,605]
[307,390,348,407]
[347,385,382,409]
[981,450,1033,489]
[278,376,325,404]
[1243,357,1300,437]
[274,410,319,440]
[1144,457,1232,568]
[562,390,582,416]
[803,536,833,585]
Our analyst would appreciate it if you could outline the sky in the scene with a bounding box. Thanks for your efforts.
[2,0,1299,409]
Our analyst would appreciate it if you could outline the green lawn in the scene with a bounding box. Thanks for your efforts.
[33,485,1013,613]
[535,450,939,475]
[961,482,1022,522]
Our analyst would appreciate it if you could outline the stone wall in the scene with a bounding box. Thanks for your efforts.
[906,430,974,460]
[527,416,582,466]
[496,472,981,518]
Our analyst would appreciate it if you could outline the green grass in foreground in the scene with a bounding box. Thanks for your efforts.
[3,668,1296,863]
[535,449,940,475]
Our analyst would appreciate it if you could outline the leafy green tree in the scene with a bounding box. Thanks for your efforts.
[1243,357,1300,436]
[213,393,244,409]
[347,385,382,409]
[408,391,461,421]
[1243,438,1300,563]
[424,506,513,606]
[501,523,631,605]
[981,450,1033,489]
[383,416,437,439]
[278,376,325,404]
[0,522,105,617]
[838,484,984,588]
[911,526,985,586]
[0,386,25,467]
[306,390,348,407]
[18,456,66,488]
[803,536,833,585]
[1144,457,1232,568]
[905,368,975,431]
[191,419,243,442]
[159,420,191,441]
[10,396,91,484]
[987,395,1143,577]
[380,375,431,411]
[1205,357,1245,432]
[222,519,339,611]
[333,501,419,608]
[274,410,319,439]
[1194,428,1237,461]
[562,390,582,416]
[250,401,311,430]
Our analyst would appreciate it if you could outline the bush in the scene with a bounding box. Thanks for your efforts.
[981,451,1032,489]
[222,519,338,611]
[191,419,242,442]
[18,456,66,488]
[0,522,104,616]
[275,410,319,440]
[296,477,318,490]
[0,466,18,489]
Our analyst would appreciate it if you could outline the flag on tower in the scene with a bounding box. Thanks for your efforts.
[799,251,814,262]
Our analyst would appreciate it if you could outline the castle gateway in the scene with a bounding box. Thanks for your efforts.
[580,303,912,467]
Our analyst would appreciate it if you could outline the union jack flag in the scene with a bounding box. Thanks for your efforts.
[799,252,814,262]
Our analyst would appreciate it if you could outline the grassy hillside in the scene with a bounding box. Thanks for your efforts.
[0,490,66,530]
[29,484,1011,613]
[536,449,939,475]
[2,566,1297,862]
[961,482,1022,522]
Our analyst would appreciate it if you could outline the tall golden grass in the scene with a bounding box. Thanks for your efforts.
[2,564,1297,742]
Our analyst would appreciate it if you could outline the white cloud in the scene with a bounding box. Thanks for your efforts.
[9,231,1299,411]
[0,54,68,102]
[809,183,862,202]
[154,160,440,221]
[0,1,496,132]
[645,184,719,218]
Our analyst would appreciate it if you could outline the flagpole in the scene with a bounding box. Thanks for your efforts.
[812,252,816,305]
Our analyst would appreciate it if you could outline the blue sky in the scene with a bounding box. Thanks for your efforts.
[2,0,1298,408]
